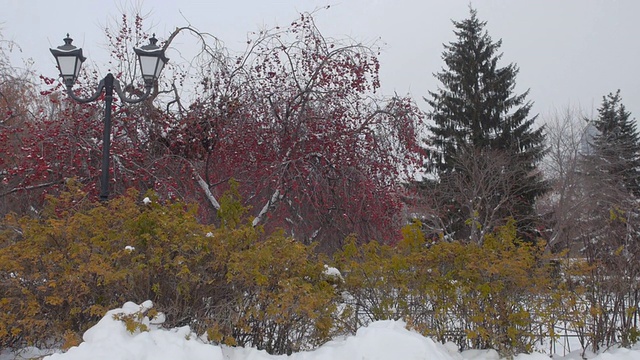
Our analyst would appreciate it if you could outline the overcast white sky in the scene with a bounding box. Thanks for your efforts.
[3,0,640,123]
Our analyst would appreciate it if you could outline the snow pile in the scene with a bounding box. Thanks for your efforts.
[297,320,459,360]
[33,301,460,360]
[44,301,224,360]
[4,301,640,360]
[322,264,343,279]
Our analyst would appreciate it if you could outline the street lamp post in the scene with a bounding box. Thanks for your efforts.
[50,34,168,201]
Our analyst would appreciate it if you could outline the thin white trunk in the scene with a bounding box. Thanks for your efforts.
[194,171,220,210]
[252,189,281,227]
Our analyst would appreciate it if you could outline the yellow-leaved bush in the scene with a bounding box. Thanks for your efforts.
[0,182,339,355]
[333,219,587,357]
[0,182,591,356]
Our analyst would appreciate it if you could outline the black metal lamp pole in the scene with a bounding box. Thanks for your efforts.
[50,34,168,201]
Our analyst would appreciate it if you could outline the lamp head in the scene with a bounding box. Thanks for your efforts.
[134,34,169,87]
[50,34,86,87]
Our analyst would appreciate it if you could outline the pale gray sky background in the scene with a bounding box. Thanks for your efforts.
[2,0,640,123]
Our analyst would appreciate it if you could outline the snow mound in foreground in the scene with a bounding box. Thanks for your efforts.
[46,301,224,360]
[41,301,459,360]
[297,320,459,360]
[24,301,640,360]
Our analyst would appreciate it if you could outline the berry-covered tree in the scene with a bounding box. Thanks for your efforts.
[0,11,425,251]
[422,8,547,242]
[165,13,425,250]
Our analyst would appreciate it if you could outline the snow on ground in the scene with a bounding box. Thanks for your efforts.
[3,301,640,360]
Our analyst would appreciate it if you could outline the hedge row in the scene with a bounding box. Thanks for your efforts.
[0,184,624,356]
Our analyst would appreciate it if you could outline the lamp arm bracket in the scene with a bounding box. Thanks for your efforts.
[66,79,105,104]
[113,79,152,104]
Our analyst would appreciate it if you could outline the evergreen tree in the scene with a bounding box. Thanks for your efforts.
[422,8,547,242]
[589,90,640,196]
[577,94,640,340]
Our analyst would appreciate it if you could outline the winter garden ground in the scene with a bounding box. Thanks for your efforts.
[2,300,640,360]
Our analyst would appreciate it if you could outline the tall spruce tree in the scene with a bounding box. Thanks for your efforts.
[422,8,547,242]
[588,90,640,196]
[577,93,640,341]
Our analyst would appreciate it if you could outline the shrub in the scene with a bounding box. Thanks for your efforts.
[0,182,592,356]
[333,219,569,356]
[0,182,338,354]
[0,184,216,348]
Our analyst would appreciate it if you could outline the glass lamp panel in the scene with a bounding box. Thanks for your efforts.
[57,56,76,77]
[57,56,81,82]
[152,57,166,79]
[73,57,82,79]
[138,55,159,81]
